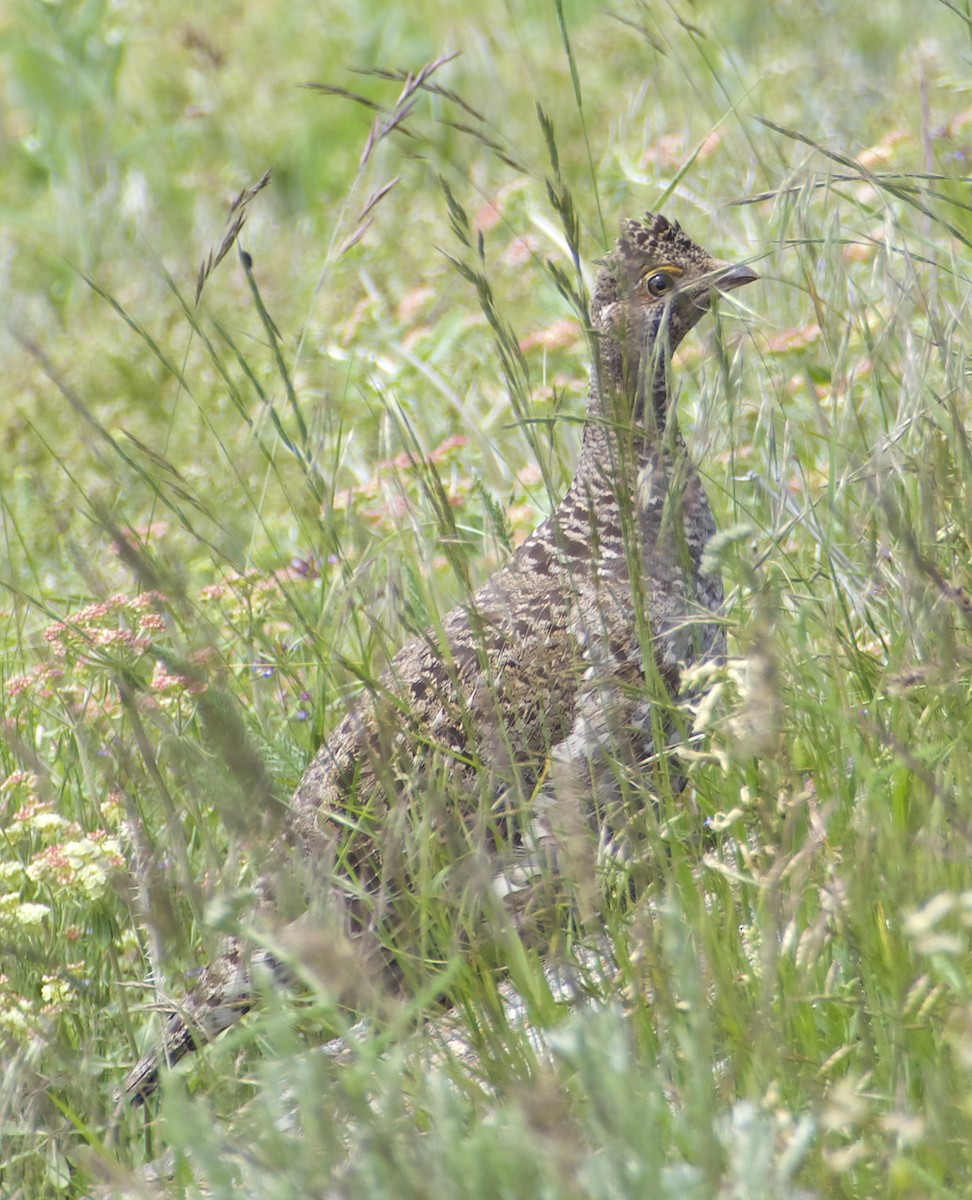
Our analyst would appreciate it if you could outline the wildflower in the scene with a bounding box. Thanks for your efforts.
[26,845,74,887]
[0,1000,32,1037]
[26,834,124,899]
[127,589,168,612]
[288,556,321,580]
[0,771,38,796]
[5,675,33,698]
[150,661,207,696]
[101,792,124,825]
[44,622,69,647]
[74,600,114,626]
[41,975,72,1009]
[87,629,125,652]
[0,862,26,887]
[5,805,66,844]
[23,809,67,835]
[0,895,50,926]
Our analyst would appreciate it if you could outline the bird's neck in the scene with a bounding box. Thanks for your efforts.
[575,328,683,482]
[544,331,690,560]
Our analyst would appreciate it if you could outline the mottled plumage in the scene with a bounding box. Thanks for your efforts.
[124,213,756,1102]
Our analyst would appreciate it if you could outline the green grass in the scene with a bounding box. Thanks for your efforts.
[4,0,972,1195]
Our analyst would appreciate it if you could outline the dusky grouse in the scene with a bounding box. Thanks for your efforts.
[124,211,757,1102]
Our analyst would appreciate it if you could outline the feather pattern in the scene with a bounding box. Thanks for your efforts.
[123,212,756,1102]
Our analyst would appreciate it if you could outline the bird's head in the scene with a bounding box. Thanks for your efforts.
[587,212,756,430]
[592,211,757,355]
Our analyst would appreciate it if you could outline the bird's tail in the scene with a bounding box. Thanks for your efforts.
[123,942,258,1104]
[122,911,392,1103]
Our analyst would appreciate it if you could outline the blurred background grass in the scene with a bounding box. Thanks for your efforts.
[4,0,972,1196]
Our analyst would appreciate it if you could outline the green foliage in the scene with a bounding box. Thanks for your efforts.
[3,0,972,1196]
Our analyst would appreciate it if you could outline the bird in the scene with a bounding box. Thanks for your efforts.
[123,211,757,1103]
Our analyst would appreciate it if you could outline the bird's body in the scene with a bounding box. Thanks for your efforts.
[124,212,756,1102]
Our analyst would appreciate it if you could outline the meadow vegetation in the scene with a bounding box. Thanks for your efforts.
[3,0,972,1195]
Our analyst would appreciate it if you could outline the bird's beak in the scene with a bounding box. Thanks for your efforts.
[717,263,759,292]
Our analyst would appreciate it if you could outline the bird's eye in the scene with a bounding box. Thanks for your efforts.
[644,271,676,298]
